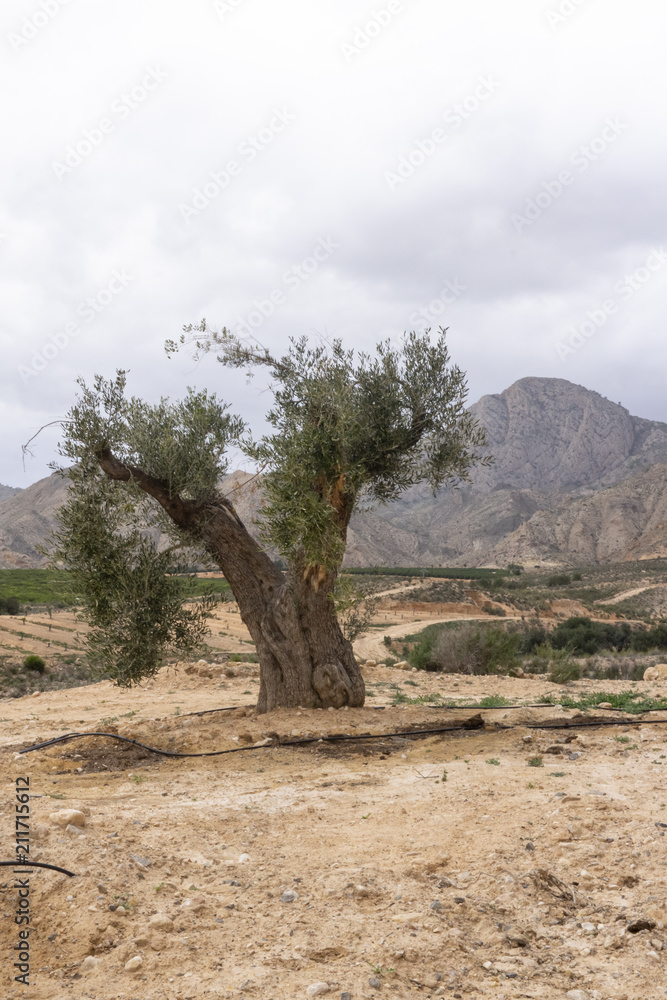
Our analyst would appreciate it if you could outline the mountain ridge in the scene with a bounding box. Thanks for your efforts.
[3,377,667,569]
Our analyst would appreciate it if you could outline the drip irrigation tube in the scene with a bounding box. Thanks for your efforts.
[16,711,667,760]
[0,861,77,877]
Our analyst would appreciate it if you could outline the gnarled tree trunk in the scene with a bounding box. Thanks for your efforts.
[97,450,365,712]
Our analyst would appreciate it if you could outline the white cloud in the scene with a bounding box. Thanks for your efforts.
[2,0,667,485]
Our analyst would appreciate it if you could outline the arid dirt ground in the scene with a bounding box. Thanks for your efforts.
[2,641,667,1000]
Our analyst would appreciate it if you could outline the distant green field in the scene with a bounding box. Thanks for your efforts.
[174,576,232,599]
[0,569,232,609]
[343,566,501,580]
[0,569,75,605]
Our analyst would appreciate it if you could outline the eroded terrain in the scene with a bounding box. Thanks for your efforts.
[1,658,667,1000]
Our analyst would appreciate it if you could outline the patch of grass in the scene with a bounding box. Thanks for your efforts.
[441,769,447,782]
[527,757,544,767]
[486,758,500,766]
[225,653,259,663]
[390,691,440,706]
[559,690,667,714]
[479,694,511,708]
[549,771,567,777]
[366,961,395,977]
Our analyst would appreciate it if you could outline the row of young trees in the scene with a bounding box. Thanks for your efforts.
[49,326,489,712]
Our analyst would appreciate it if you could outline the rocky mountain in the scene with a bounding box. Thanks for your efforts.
[467,377,667,494]
[0,473,69,567]
[3,378,667,568]
[0,483,22,503]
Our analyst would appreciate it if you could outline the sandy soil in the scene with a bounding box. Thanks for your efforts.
[2,654,667,1000]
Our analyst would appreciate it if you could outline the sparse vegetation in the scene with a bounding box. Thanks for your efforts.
[411,622,521,674]
[23,654,46,673]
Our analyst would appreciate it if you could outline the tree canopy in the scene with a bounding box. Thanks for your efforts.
[50,326,489,707]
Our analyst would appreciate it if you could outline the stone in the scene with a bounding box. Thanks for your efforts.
[80,956,101,973]
[130,853,151,869]
[597,702,613,709]
[627,917,656,933]
[644,663,667,681]
[49,809,85,828]
[341,994,352,1000]
[565,991,589,1000]
[239,853,251,863]
[393,661,408,669]
[369,976,381,987]
[364,660,377,667]
[124,956,143,972]
[281,890,299,903]
[306,984,330,997]
[148,913,174,931]
[430,900,443,912]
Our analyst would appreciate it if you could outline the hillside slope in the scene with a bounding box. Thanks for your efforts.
[3,378,667,568]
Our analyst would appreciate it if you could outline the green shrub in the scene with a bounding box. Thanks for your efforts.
[572,572,582,581]
[425,624,521,675]
[0,596,20,615]
[548,656,581,684]
[551,616,632,655]
[519,623,549,655]
[630,624,667,652]
[383,635,392,647]
[23,654,46,673]
[547,574,571,587]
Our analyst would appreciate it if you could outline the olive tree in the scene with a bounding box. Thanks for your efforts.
[52,327,489,712]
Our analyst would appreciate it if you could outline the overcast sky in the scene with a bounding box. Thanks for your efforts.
[2,0,667,487]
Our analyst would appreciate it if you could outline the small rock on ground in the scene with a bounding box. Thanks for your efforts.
[306,984,330,997]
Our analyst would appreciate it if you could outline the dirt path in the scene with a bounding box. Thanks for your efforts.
[596,583,664,605]
[353,613,511,662]
[2,661,667,998]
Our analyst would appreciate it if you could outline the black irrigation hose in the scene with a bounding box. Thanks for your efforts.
[16,710,667,759]
[18,725,485,758]
[185,702,667,716]
[0,861,77,877]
